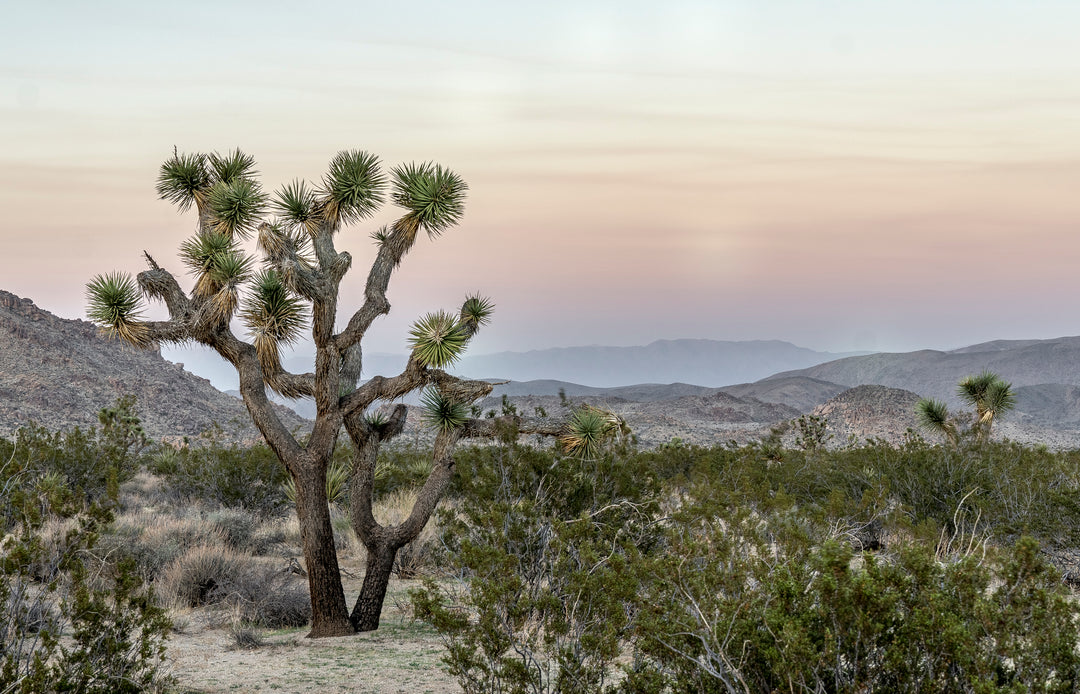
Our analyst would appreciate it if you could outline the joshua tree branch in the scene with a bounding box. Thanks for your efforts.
[335,220,416,352]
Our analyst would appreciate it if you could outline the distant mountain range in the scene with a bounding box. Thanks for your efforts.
[6,286,1080,449]
[452,339,868,388]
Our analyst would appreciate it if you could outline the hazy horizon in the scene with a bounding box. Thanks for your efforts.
[5,1,1080,389]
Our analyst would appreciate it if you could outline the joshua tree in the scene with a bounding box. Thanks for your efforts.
[915,371,1016,446]
[915,398,960,447]
[86,148,572,636]
[957,370,1016,442]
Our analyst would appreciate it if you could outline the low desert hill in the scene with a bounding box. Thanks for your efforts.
[809,385,923,447]
[0,290,309,441]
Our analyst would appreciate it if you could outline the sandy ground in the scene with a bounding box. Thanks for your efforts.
[164,575,460,694]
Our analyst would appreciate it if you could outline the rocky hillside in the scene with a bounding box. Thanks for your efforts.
[808,385,923,447]
[0,290,309,442]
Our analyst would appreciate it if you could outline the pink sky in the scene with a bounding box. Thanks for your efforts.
[3,2,1080,387]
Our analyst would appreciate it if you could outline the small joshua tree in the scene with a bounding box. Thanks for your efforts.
[916,370,1016,446]
[86,148,568,636]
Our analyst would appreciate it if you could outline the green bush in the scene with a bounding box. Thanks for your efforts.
[0,397,150,520]
[633,518,1079,693]
[413,441,661,693]
[0,476,170,693]
[414,435,1080,694]
[149,429,289,516]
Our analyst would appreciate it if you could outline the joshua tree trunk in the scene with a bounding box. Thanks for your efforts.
[351,537,402,631]
[292,458,354,637]
[344,408,563,631]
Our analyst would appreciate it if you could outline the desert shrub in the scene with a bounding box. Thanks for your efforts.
[0,475,170,693]
[229,622,264,650]
[100,511,232,584]
[248,518,290,556]
[226,569,311,628]
[205,507,260,551]
[157,544,250,607]
[631,509,1080,693]
[413,441,661,693]
[156,544,310,627]
[150,431,289,516]
[0,398,150,517]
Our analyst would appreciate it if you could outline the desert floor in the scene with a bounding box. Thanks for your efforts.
[166,570,459,694]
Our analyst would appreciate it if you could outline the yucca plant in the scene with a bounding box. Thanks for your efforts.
[559,405,627,461]
[957,371,1017,443]
[420,389,469,433]
[86,147,570,638]
[408,311,468,368]
[86,272,150,347]
[915,398,959,448]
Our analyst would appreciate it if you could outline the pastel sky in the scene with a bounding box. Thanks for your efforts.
[4,1,1080,388]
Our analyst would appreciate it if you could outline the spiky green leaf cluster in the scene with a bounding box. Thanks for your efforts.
[391,162,467,238]
[559,407,616,461]
[322,150,385,224]
[369,225,391,246]
[982,380,1016,419]
[273,180,320,235]
[205,250,253,325]
[207,177,267,239]
[180,231,233,275]
[459,295,494,336]
[242,270,307,368]
[408,311,469,368]
[180,232,239,298]
[957,371,999,410]
[86,272,150,346]
[156,151,209,211]
[207,148,257,186]
[420,389,468,433]
[915,398,951,430]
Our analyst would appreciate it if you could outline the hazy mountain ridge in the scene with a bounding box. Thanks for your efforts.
[768,337,1080,401]
[0,290,309,441]
[451,339,867,388]
[8,285,1080,449]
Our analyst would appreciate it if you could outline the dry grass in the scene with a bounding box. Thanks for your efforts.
[95,471,456,692]
[373,489,441,579]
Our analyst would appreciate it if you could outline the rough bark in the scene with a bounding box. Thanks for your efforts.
[351,538,400,631]
[292,456,354,637]
[344,405,564,631]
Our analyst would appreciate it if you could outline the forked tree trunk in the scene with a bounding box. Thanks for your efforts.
[351,538,401,631]
[348,425,459,632]
[292,460,355,637]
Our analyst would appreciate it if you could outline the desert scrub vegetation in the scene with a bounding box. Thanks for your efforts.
[410,434,1080,693]
[0,406,171,693]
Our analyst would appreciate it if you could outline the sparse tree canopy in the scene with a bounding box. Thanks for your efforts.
[86,147,578,637]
